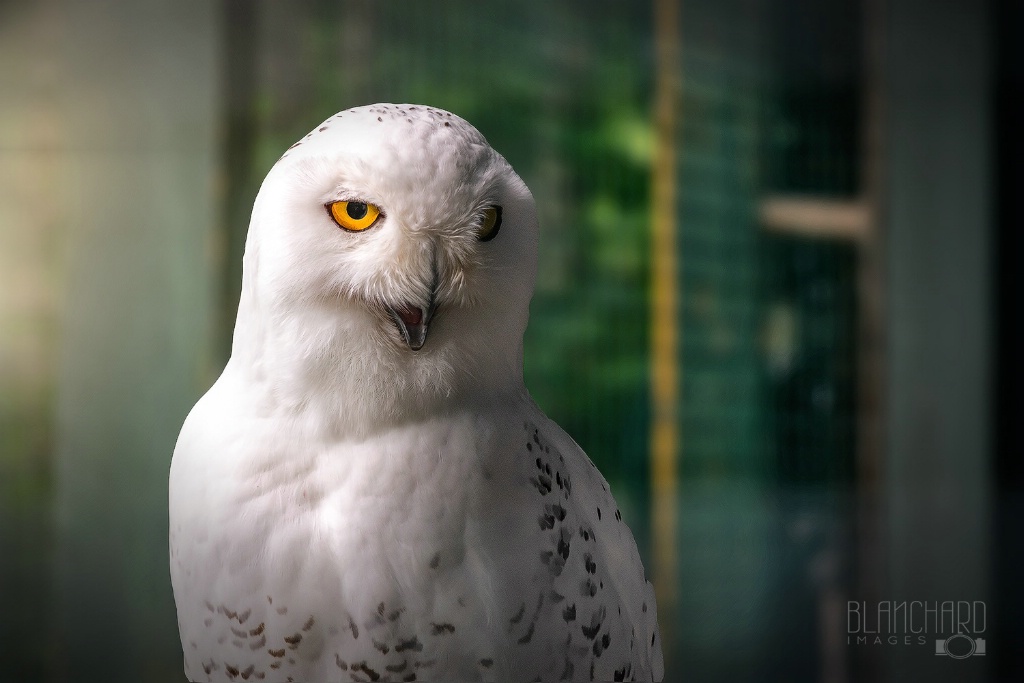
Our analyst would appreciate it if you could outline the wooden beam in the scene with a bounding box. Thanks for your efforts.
[758,195,870,241]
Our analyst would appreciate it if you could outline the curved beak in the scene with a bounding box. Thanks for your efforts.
[388,251,440,351]
[387,301,436,351]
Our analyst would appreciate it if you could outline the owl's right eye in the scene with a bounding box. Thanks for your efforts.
[327,200,381,232]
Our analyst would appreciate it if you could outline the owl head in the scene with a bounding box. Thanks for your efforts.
[230,105,540,431]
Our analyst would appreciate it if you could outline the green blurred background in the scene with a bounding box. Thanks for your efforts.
[1,0,1020,681]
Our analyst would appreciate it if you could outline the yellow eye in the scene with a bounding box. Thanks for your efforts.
[328,200,381,232]
[476,205,502,242]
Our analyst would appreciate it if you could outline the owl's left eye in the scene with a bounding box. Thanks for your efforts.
[476,205,502,242]
[327,200,381,232]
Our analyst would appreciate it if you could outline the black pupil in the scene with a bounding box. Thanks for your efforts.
[346,202,368,220]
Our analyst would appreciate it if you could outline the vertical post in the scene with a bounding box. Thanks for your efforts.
[651,0,681,655]
[854,0,887,679]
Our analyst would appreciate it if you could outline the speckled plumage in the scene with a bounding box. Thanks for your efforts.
[169,104,664,682]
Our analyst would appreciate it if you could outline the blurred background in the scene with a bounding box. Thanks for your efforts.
[0,0,1019,681]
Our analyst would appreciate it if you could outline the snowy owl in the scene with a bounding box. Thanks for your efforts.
[169,104,664,682]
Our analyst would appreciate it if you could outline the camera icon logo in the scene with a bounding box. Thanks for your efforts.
[935,633,986,659]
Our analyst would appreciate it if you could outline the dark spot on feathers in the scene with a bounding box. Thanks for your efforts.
[372,638,389,654]
[395,636,423,653]
[539,512,555,530]
[557,528,571,559]
[250,623,265,636]
[530,475,552,495]
[550,503,566,520]
[563,604,576,622]
[444,122,450,127]
[319,126,328,131]
[349,616,359,639]
[549,589,565,603]
[582,579,598,597]
[479,658,493,668]
[353,661,382,681]
[268,648,285,658]
[430,622,455,635]
[517,620,535,644]
[241,665,255,680]
[560,659,575,680]
[597,507,602,520]
[336,655,348,669]
[510,602,526,624]
[226,664,240,679]
[642,602,647,613]
[388,608,404,622]
[377,117,382,122]
[585,553,597,574]
[284,633,302,648]
[303,616,315,631]
[385,660,408,672]
[527,442,533,451]
[582,609,604,640]
[615,508,622,521]
[377,602,386,616]
[429,553,440,569]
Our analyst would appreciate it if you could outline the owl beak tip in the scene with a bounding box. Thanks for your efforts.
[388,304,435,351]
